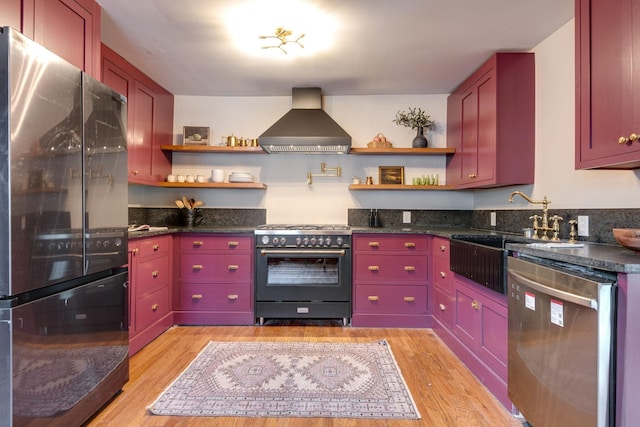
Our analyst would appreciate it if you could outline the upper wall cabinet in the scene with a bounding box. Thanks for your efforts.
[0,0,22,31]
[102,44,173,184]
[446,53,535,189]
[2,0,101,78]
[576,0,640,169]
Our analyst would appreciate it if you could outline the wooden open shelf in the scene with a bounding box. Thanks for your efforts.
[349,184,456,191]
[155,182,267,189]
[161,145,265,154]
[349,147,455,155]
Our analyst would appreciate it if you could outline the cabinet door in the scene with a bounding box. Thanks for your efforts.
[460,70,496,185]
[30,0,100,77]
[0,0,22,31]
[129,80,156,181]
[576,0,640,168]
[460,87,479,184]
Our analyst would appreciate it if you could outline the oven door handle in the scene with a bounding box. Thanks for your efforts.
[508,270,598,310]
[260,249,346,256]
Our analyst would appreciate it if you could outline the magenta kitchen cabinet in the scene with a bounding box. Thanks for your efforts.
[352,234,431,328]
[446,52,535,188]
[3,0,100,77]
[432,236,454,329]
[101,44,173,184]
[0,0,22,32]
[173,234,254,325]
[128,235,173,355]
[452,277,507,380]
[576,0,640,169]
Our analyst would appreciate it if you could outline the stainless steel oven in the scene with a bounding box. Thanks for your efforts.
[255,225,351,325]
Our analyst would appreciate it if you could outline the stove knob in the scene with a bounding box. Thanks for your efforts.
[310,237,317,246]
[272,237,279,246]
[279,237,287,246]
[336,237,344,246]
[325,237,332,246]
[303,237,310,246]
[104,240,111,248]
[317,237,324,246]
[261,235,270,245]
[295,237,302,246]
[114,238,122,247]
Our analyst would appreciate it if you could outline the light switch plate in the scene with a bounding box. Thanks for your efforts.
[403,211,411,224]
[490,211,497,227]
[578,215,589,237]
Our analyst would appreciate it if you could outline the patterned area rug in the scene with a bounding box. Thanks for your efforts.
[148,340,421,419]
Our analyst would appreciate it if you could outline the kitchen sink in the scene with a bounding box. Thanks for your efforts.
[448,234,521,294]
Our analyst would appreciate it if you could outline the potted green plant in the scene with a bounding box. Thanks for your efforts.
[393,107,435,147]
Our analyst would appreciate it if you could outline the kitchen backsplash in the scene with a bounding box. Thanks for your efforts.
[128,207,266,228]
[129,207,638,245]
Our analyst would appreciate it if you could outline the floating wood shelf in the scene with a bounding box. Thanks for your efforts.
[348,147,455,155]
[155,182,267,189]
[349,184,456,191]
[161,145,265,154]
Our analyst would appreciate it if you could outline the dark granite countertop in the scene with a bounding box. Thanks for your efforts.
[128,226,256,240]
[506,242,640,274]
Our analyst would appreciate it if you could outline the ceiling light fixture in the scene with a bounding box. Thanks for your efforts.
[259,27,305,54]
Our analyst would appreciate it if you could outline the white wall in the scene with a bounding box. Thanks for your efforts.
[130,18,640,222]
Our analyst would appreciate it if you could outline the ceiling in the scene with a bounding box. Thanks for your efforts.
[97,0,574,97]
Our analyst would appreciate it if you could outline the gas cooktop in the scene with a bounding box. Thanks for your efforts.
[256,224,350,231]
[255,224,351,237]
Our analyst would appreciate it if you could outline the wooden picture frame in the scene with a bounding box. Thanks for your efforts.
[183,126,210,145]
[378,166,404,185]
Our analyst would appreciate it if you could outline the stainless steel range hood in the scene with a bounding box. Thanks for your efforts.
[259,87,351,154]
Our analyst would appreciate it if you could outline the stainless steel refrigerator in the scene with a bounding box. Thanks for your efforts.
[0,27,129,426]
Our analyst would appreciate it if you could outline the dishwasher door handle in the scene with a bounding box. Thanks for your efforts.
[509,270,598,310]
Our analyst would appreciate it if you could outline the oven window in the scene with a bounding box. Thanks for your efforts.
[267,257,339,286]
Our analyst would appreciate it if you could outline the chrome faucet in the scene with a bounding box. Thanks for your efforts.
[508,191,559,240]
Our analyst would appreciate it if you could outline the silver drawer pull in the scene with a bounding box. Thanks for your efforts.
[192,294,203,300]
[192,264,203,270]
[227,294,238,300]
[404,266,415,271]
[404,296,415,302]
[368,295,379,301]
[228,265,239,270]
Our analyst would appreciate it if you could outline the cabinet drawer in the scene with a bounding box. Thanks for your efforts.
[179,254,252,283]
[354,254,427,283]
[137,256,170,296]
[432,257,453,292]
[354,235,429,252]
[138,235,171,258]
[354,284,427,314]
[136,286,170,332]
[180,235,252,252]
[434,284,454,329]
[179,284,251,311]
[432,236,450,260]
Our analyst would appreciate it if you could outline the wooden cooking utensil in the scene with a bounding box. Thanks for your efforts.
[182,196,192,209]
[175,199,185,209]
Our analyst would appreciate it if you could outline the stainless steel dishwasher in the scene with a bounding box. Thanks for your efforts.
[507,255,617,427]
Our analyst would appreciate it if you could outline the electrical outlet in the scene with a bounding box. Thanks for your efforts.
[490,211,497,227]
[403,211,411,224]
[578,215,589,237]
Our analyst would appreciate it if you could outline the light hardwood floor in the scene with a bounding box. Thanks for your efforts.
[86,325,521,427]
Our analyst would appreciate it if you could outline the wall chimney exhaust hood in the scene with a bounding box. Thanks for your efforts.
[258,87,351,154]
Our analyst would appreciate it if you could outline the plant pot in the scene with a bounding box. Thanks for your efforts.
[412,127,428,148]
